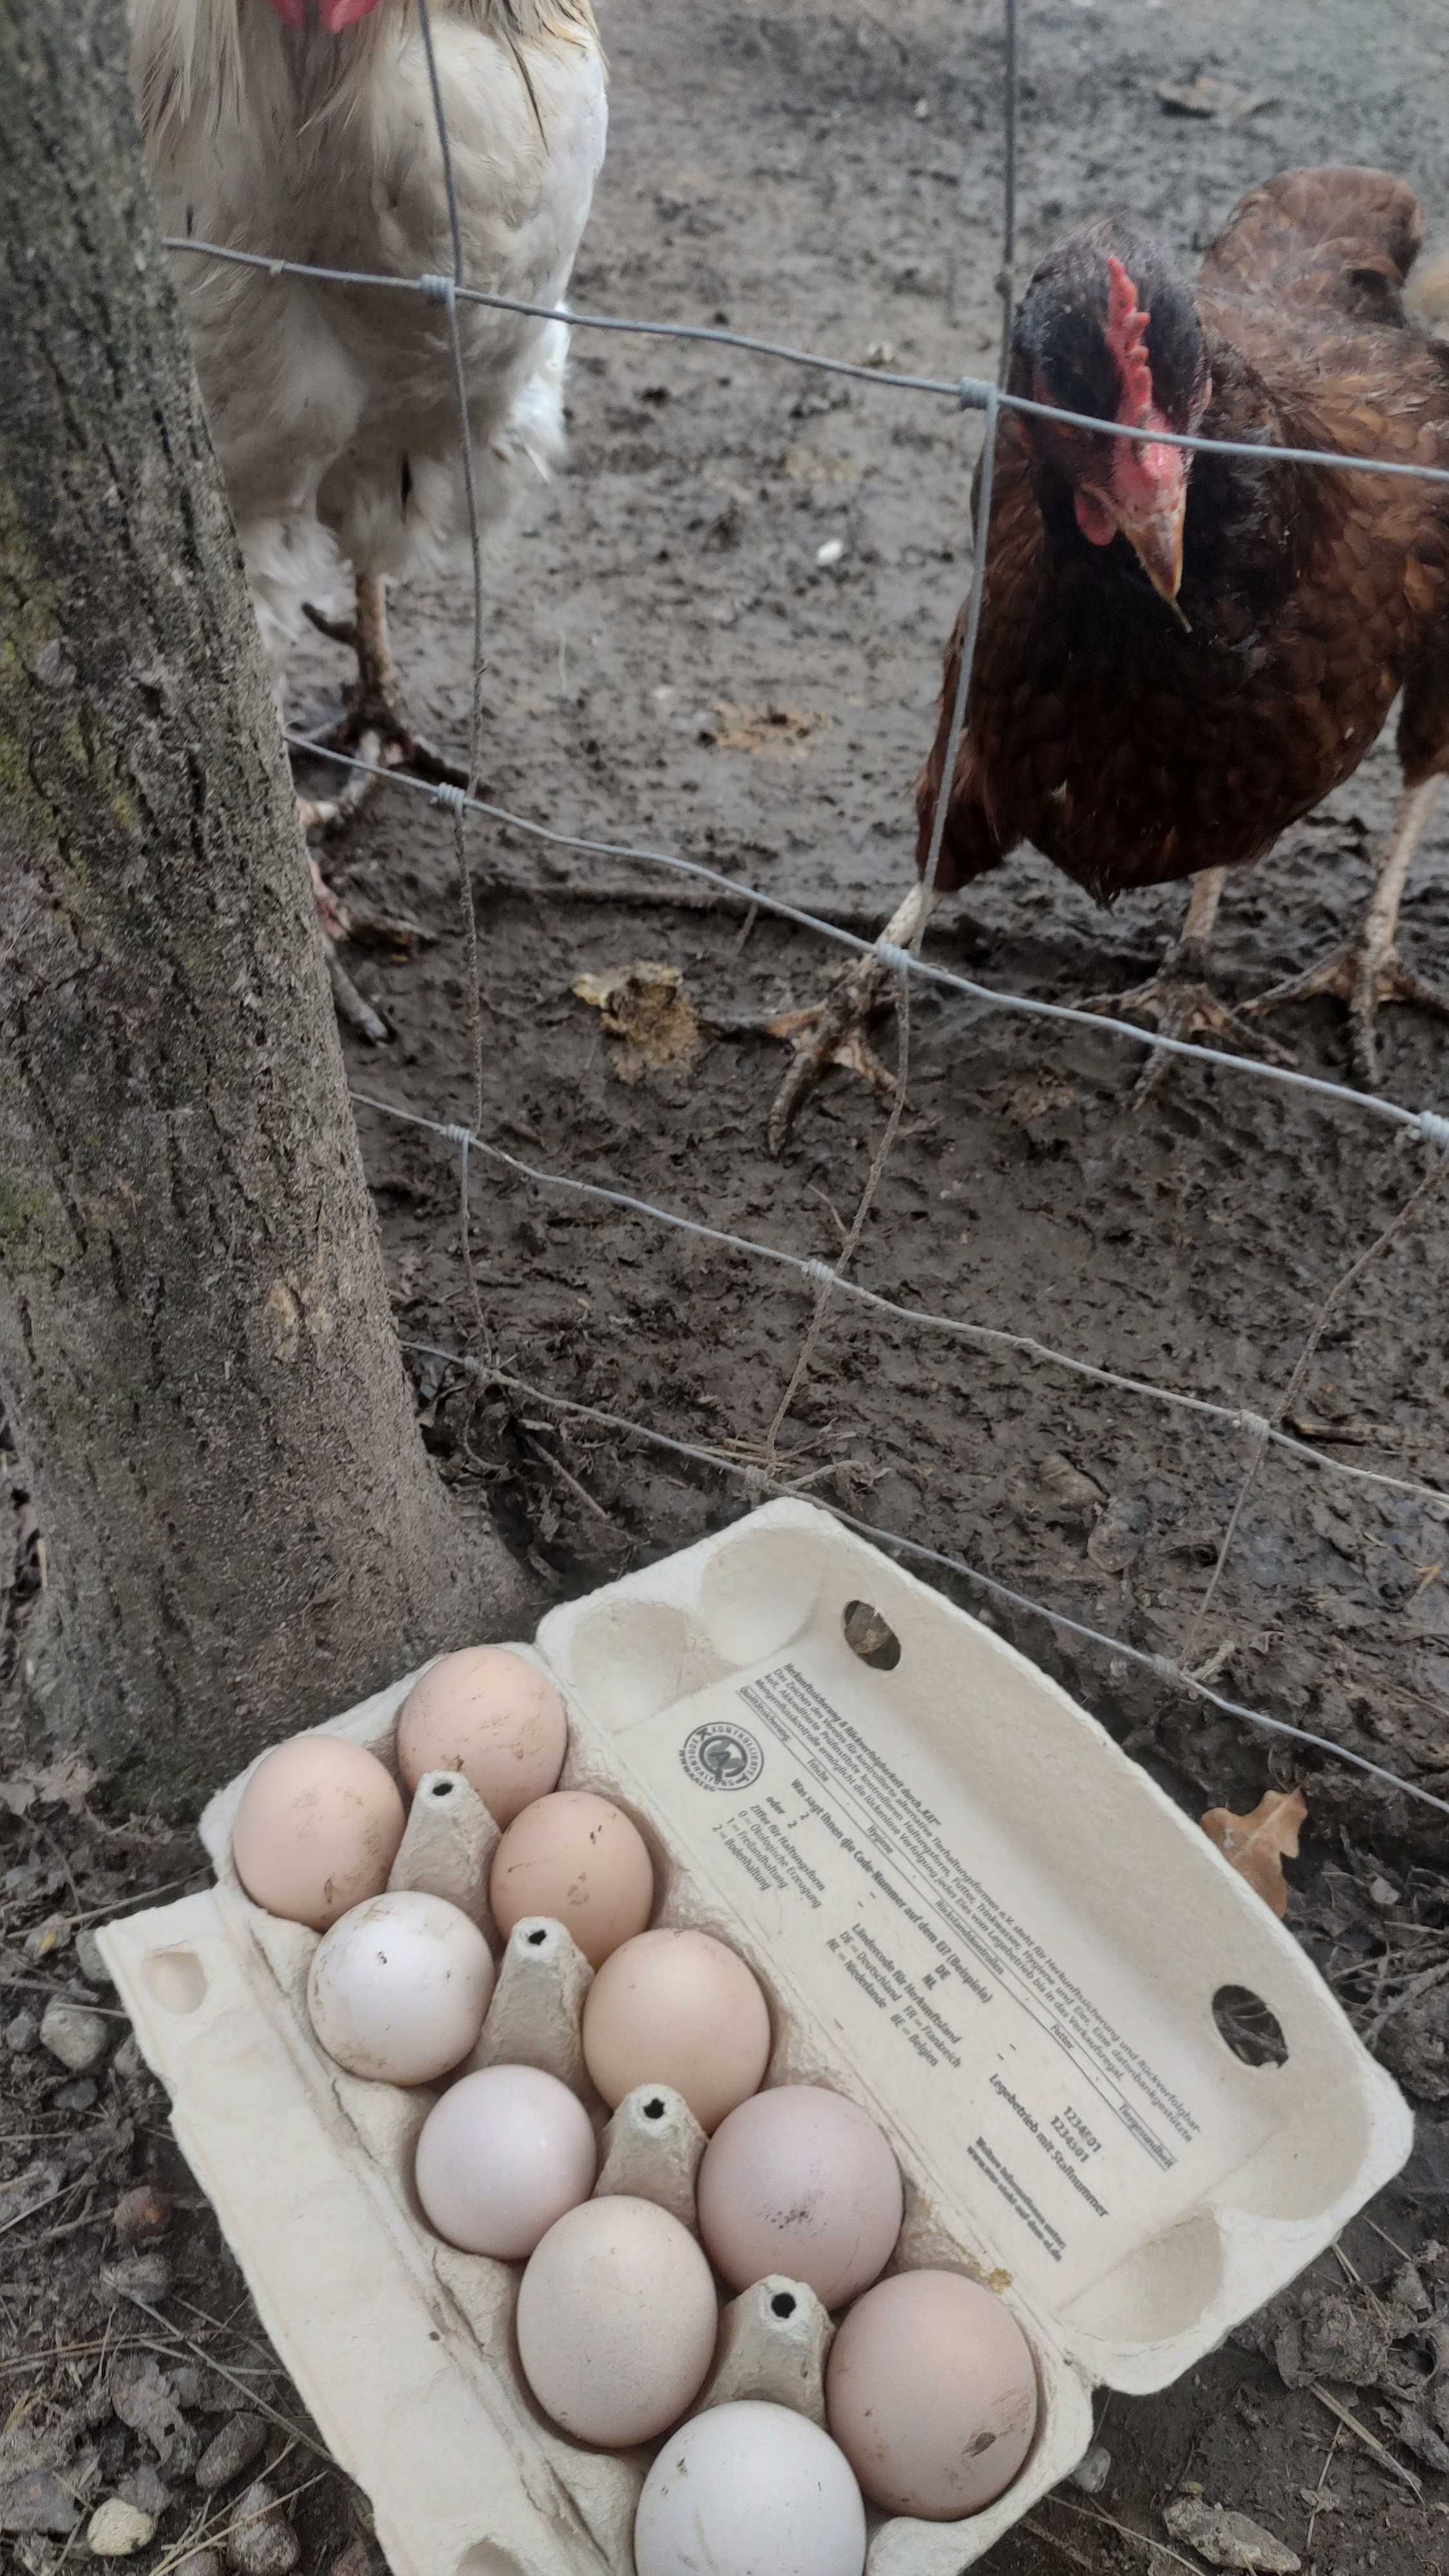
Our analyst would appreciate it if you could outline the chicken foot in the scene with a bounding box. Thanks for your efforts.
[1242,779,1449,1084]
[1077,868,1296,1108]
[299,572,475,833]
[305,857,390,1045]
[707,883,934,1156]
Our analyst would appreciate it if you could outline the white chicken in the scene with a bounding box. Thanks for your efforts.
[131,0,607,1033]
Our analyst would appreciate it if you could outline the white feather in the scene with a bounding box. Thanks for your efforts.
[131,0,607,694]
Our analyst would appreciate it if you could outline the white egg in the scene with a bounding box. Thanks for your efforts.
[414,2065,597,2259]
[307,1891,495,2085]
[634,2401,866,2576]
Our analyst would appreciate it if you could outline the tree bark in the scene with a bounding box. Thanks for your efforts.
[0,0,532,1808]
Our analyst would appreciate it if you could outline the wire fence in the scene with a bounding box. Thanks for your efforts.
[169,0,1449,1821]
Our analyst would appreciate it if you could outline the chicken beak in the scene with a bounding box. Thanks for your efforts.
[1117,497,1186,609]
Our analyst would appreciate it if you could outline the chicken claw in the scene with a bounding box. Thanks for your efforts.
[300,578,474,835]
[1079,966,1298,1108]
[1077,866,1295,1110]
[1243,942,1449,1086]
[1241,779,1449,1084]
[707,884,933,1155]
[304,851,434,1047]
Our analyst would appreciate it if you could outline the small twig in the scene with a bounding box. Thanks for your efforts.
[1021,2516,1100,2573]
[124,2299,332,2467]
[0,1977,132,2015]
[146,2466,330,2576]
[0,2179,79,2240]
[1365,1955,1449,2048]
[1309,2383,1423,2498]
[1305,2420,1341,2559]
[1046,2494,1202,2573]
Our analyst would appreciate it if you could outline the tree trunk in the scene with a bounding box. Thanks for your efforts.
[0,0,532,1809]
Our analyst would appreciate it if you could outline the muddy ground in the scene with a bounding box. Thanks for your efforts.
[6,0,1449,2569]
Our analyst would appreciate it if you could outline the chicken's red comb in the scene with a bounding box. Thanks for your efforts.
[1104,255,1154,430]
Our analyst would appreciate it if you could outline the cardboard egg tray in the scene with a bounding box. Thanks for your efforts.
[100,1499,1412,2576]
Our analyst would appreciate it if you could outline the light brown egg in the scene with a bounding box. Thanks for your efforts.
[516,2195,719,2445]
[231,1736,406,1931]
[395,1647,567,1826]
[582,1928,772,2133]
[489,1790,654,1967]
[697,2084,901,2300]
[825,2270,1038,2519]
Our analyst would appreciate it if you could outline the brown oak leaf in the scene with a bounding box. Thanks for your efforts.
[1200,1790,1307,1917]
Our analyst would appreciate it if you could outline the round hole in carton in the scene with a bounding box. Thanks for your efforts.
[430,1779,457,1800]
[842,1600,901,1671]
[1212,1985,1289,2069]
[144,1946,209,2015]
[770,2290,797,2319]
[643,2096,667,2120]
[526,1927,549,1947]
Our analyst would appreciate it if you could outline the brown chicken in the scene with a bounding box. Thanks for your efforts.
[762,166,1449,1148]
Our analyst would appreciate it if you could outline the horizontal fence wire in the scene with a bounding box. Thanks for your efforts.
[350,1088,1449,1514]
[402,1329,1449,1823]
[299,731,1449,1147]
[165,232,1449,490]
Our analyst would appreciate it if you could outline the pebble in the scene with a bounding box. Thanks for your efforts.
[196,2416,267,2494]
[100,2250,172,2304]
[0,2468,80,2536]
[227,2481,301,2576]
[119,2465,171,2519]
[176,2555,224,2576]
[815,536,846,568]
[1164,2497,1301,2573]
[330,2543,374,2576]
[112,2034,144,2083]
[55,2077,99,2114]
[76,1929,113,1985]
[115,2184,171,2246]
[87,2497,158,2557]
[5,2009,38,2054]
[39,1996,111,2073]
[1070,2443,1112,2495]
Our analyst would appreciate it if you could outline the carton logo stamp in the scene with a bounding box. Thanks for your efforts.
[680,1721,763,1792]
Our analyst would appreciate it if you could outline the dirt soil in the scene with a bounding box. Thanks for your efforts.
[7,0,1449,2570]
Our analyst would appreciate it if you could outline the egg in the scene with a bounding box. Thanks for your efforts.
[516,2195,718,2445]
[697,2085,902,2305]
[634,2401,866,2576]
[231,1734,406,1930]
[396,1647,567,1826]
[489,1791,654,1968]
[582,1928,772,2134]
[825,2270,1038,2519]
[413,2065,596,2258]
[307,1891,495,2085]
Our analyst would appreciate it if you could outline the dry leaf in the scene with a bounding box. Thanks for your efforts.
[572,961,699,1082]
[709,702,824,755]
[1157,75,1276,120]
[0,1748,97,1819]
[1200,1790,1307,1917]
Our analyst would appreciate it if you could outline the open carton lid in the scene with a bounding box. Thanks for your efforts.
[534,1499,1412,2396]
[99,1501,1411,2576]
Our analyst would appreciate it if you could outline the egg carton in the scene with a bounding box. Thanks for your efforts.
[99,1499,1411,2576]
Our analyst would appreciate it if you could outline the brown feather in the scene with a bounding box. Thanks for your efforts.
[920,166,1449,905]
